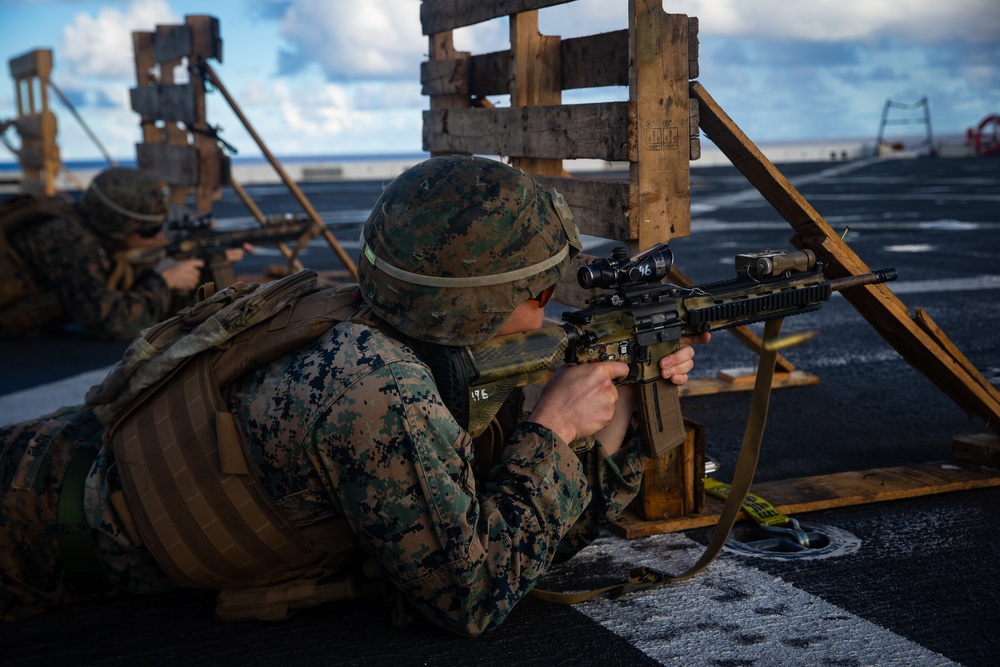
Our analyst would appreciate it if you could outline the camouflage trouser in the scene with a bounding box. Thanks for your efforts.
[0,406,110,621]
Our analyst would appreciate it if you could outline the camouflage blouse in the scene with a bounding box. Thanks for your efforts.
[12,216,173,340]
[221,320,647,636]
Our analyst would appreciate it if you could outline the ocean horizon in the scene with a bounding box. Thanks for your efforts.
[0,132,973,187]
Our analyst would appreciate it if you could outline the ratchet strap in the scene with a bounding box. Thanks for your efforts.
[703,477,790,527]
[530,317,785,605]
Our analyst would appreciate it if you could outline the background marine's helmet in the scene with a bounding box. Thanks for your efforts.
[359,155,582,346]
[81,167,168,243]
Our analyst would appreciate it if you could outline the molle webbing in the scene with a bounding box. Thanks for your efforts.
[108,284,366,590]
[114,355,321,588]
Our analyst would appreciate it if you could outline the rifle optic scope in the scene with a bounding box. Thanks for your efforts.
[578,243,674,290]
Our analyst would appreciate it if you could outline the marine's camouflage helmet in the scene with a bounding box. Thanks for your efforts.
[81,167,168,242]
[359,155,583,346]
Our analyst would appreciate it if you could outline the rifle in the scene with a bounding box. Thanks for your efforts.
[427,245,897,457]
[125,212,314,288]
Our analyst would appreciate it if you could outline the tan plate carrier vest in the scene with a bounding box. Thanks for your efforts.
[90,271,384,621]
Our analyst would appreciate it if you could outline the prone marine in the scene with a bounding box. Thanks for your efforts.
[0,167,209,341]
[0,155,709,635]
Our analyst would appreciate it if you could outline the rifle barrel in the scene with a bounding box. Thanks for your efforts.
[828,268,897,292]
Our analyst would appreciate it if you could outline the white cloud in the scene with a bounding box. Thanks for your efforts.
[652,0,1000,44]
[59,0,178,80]
[278,0,426,79]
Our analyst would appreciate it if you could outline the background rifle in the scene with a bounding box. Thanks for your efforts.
[126,212,314,288]
[427,245,897,457]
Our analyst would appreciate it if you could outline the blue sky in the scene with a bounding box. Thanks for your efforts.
[1,0,997,162]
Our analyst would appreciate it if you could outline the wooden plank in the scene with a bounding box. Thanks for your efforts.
[679,370,819,397]
[9,49,52,80]
[186,15,223,64]
[468,50,508,97]
[612,461,1000,537]
[129,84,197,124]
[561,30,629,89]
[688,16,699,79]
[18,145,44,170]
[426,24,695,97]
[630,3,691,246]
[533,175,630,241]
[136,142,199,187]
[421,0,572,35]
[426,31,470,111]
[132,32,161,145]
[13,112,57,140]
[420,57,470,96]
[184,15,223,212]
[423,102,629,159]
[424,33,627,99]
[692,80,1000,438]
[152,24,192,63]
[689,97,701,160]
[509,10,564,176]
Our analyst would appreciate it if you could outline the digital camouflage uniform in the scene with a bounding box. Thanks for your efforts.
[222,322,646,635]
[2,168,177,341]
[0,157,649,635]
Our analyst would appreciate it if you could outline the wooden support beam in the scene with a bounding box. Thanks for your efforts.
[634,419,705,520]
[8,48,59,196]
[692,81,1000,438]
[629,1,691,247]
[509,10,565,177]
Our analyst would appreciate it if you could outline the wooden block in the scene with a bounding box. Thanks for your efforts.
[632,418,705,520]
[531,177,631,242]
[9,48,52,80]
[716,367,757,384]
[130,84,197,124]
[420,57,469,96]
[136,142,199,187]
[953,433,1000,468]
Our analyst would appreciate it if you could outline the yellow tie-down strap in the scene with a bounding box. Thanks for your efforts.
[704,477,790,527]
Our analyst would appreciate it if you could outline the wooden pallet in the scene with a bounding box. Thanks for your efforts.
[418,0,1000,535]
[7,49,59,197]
